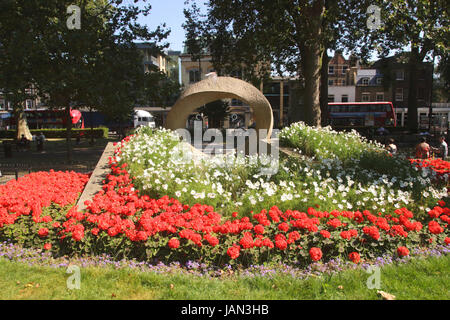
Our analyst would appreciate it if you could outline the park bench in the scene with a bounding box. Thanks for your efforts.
[0,163,32,180]
[14,139,32,152]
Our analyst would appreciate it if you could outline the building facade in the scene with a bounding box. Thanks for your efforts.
[178,51,301,129]
[354,68,391,103]
[136,42,169,74]
[327,52,357,103]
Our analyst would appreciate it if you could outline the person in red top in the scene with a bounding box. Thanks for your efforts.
[415,137,430,159]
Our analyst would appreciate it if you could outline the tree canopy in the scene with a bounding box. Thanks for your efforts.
[0,0,179,158]
[184,0,448,129]
[183,0,371,127]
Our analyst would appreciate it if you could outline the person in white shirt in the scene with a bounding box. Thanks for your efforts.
[437,136,448,159]
[386,138,397,155]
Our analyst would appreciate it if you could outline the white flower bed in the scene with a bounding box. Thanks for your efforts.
[115,126,447,218]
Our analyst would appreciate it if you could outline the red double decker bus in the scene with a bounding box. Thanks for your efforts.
[327,102,397,128]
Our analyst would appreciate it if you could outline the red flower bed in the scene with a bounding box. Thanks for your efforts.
[0,171,89,228]
[410,158,450,178]
[61,150,447,266]
[0,140,448,267]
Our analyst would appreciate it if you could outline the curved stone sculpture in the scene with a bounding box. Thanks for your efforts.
[166,76,273,140]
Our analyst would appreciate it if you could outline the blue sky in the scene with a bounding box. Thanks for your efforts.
[133,0,207,52]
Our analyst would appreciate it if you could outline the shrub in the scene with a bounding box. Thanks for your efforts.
[0,127,109,139]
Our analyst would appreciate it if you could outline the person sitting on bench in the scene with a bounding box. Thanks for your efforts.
[18,134,29,151]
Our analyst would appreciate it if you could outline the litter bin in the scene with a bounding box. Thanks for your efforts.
[3,141,12,158]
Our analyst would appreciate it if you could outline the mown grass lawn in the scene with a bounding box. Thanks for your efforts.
[0,255,448,300]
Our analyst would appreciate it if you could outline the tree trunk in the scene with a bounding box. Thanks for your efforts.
[66,106,73,162]
[300,43,323,127]
[407,49,420,133]
[15,109,33,141]
[320,49,329,127]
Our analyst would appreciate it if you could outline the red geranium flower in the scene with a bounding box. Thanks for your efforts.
[275,239,287,250]
[348,252,360,264]
[397,246,410,257]
[227,244,241,259]
[168,238,180,249]
[38,228,49,238]
[309,247,323,261]
[254,224,265,235]
[278,222,289,232]
[445,237,450,245]
[428,221,444,234]
[320,230,331,238]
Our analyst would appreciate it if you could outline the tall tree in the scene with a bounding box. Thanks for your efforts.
[0,0,39,140]
[361,0,448,132]
[185,0,368,127]
[183,1,206,83]
[22,0,171,160]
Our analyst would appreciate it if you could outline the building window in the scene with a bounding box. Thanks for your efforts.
[25,100,33,110]
[362,93,370,102]
[395,88,404,101]
[376,93,384,101]
[341,95,349,103]
[328,95,335,102]
[417,87,425,100]
[0,99,5,110]
[340,80,346,86]
[328,79,334,86]
[342,66,348,74]
[328,66,334,74]
[189,69,201,83]
[395,70,404,80]
[263,82,281,95]
[376,77,383,85]
[361,77,370,86]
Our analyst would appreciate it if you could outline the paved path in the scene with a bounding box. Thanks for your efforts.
[75,142,115,211]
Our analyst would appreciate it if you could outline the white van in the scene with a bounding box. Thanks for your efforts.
[134,110,156,128]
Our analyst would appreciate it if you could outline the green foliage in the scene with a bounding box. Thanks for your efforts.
[0,0,178,159]
[358,0,448,131]
[0,0,38,111]
[0,128,108,139]
[184,0,371,126]
[279,122,382,162]
[0,253,449,299]
[0,204,72,251]
[197,100,230,128]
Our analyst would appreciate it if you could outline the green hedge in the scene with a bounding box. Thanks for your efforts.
[0,127,109,139]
